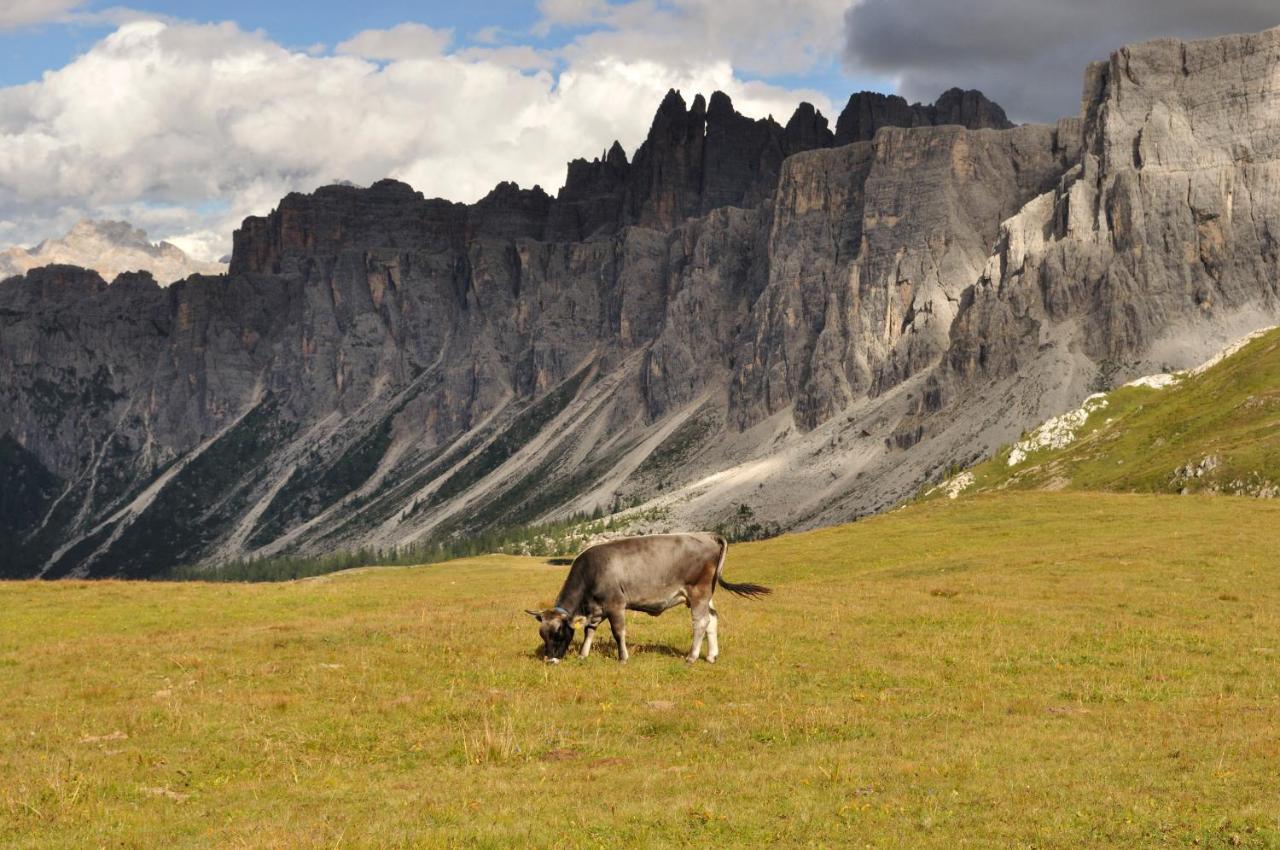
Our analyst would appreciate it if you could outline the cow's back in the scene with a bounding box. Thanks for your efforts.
[577,533,722,601]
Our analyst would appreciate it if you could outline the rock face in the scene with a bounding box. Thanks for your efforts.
[906,26,1280,447]
[0,220,226,285]
[3,26,1280,579]
[833,88,1013,145]
[729,120,1080,430]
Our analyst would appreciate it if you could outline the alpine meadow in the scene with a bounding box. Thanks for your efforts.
[3,4,1280,848]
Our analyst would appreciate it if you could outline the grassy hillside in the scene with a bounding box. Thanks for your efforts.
[4,492,1280,848]
[936,327,1280,499]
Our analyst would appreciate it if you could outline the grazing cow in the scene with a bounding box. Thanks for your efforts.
[525,532,769,664]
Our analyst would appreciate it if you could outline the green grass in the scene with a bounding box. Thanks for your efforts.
[945,327,1280,498]
[4,491,1280,847]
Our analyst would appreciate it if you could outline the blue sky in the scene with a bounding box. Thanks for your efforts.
[3,2,551,86]
[0,1,871,104]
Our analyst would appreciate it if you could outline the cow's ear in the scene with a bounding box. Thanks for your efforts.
[570,615,587,629]
[525,608,544,621]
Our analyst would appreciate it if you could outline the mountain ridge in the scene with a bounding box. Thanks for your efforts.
[2,25,1279,578]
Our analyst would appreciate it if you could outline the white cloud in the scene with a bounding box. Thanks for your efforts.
[336,22,453,61]
[537,0,851,77]
[454,44,557,72]
[0,2,162,31]
[0,16,838,262]
[0,0,86,29]
[535,0,611,32]
[471,26,502,45]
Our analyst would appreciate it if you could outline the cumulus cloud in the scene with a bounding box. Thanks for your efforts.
[843,0,1280,123]
[0,17,832,261]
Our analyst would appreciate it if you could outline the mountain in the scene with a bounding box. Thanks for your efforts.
[928,326,1280,500]
[0,220,226,286]
[2,27,1279,578]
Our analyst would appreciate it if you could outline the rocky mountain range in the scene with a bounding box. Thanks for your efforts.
[2,26,1278,578]
[0,220,226,286]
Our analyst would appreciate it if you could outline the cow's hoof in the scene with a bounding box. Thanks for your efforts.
[706,657,717,664]
[684,656,697,665]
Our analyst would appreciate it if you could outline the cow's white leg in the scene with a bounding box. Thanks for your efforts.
[687,604,710,663]
[579,624,596,658]
[705,603,719,663]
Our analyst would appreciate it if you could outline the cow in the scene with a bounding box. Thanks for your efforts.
[525,532,770,664]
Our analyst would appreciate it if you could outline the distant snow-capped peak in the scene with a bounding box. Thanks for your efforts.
[1,220,227,285]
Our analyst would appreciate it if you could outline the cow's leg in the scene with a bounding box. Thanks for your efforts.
[705,601,719,663]
[607,609,629,663]
[579,615,603,659]
[687,600,711,663]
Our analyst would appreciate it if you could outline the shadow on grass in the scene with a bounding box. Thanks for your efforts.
[522,641,686,662]
[626,642,686,658]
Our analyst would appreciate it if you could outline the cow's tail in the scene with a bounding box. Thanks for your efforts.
[712,534,771,599]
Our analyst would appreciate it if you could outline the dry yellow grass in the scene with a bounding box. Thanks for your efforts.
[2,491,1279,847]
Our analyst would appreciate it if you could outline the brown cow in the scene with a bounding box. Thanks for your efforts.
[526,532,769,663]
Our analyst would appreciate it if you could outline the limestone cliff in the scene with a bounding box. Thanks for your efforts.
[729,120,1081,431]
[903,26,1280,448]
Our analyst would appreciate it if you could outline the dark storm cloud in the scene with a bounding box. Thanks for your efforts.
[843,0,1280,122]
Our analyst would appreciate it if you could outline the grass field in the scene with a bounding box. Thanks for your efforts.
[3,492,1280,848]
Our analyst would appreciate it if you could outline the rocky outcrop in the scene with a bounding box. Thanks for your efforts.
[229,178,469,276]
[783,102,835,154]
[833,88,1013,145]
[615,89,819,230]
[934,26,1280,411]
[0,220,227,285]
[730,119,1081,430]
[610,86,1012,233]
[4,26,1280,579]
[546,142,631,241]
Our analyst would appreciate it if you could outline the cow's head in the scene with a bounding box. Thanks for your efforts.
[526,607,580,662]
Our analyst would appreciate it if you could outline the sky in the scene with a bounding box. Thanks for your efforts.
[1,1,1277,263]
